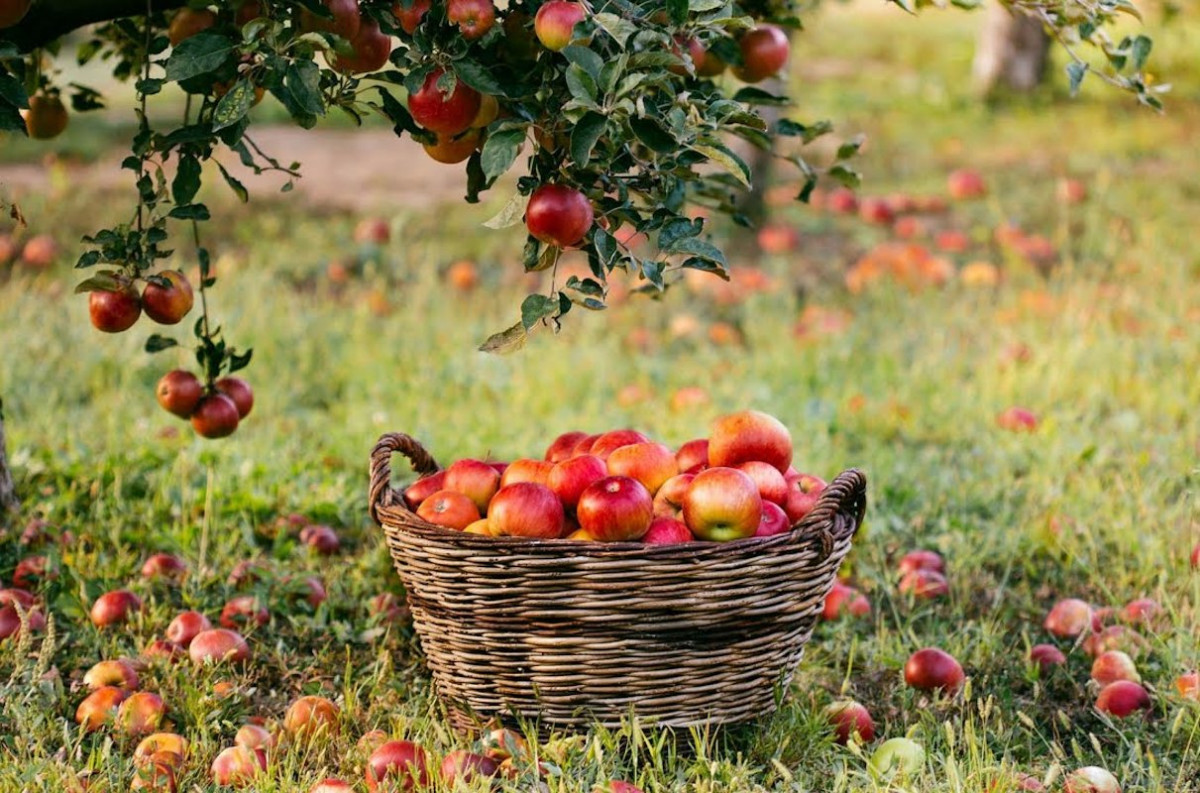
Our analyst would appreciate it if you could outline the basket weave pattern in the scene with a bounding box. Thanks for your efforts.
[369,432,866,731]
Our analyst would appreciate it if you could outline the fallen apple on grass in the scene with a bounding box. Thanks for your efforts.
[825,700,875,744]
[285,695,341,740]
[1028,644,1067,675]
[904,647,965,694]
[366,740,431,792]
[1094,680,1151,717]
[1044,598,1093,639]
[1063,766,1121,793]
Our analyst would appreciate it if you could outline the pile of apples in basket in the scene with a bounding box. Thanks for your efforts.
[403,410,827,543]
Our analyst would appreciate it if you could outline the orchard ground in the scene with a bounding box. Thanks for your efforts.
[2,4,1199,793]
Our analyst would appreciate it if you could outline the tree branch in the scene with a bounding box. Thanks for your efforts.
[2,0,187,53]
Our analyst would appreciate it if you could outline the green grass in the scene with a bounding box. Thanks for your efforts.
[2,4,1199,792]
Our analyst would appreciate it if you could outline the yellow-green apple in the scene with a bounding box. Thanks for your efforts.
[84,659,140,691]
[1091,651,1139,686]
[393,0,431,34]
[682,467,762,542]
[736,461,788,505]
[500,458,555,487]
[215,376,254,418]
[440,750,500,785]
[447,0,494,39]
[869,738,924,779]
[822,581,870,620]
[403,470,446,510]
[897,549,945,576]
[708,410,792,473]
[189,628,250,664]
[732,25,789,83]
[674,439,708,473]
[285,695,340,739]
[606,442,678,496]
[142,270,194,325]
[443,459,501,512]
[489,482,566,539]
[754,501,791,537]
[366,740,431,792]
[1064,767,1120,793]
[1044,598,1093,638]
[548,454,607,512]
[210,745,267,787]
[220,596,268,629]
[91,590,143,627]
[898,569,949,598]
[904,648,964,693]
[416,490,480,530]
[235,723,276,751]
[533,1,584,51]
[117,691,167,737]
[299,524,340,554]
[408,68,482,136]
[156,370,204,418]
[783,473,826,523]
[76,686,127,731]
[947,169,987,200]
[1028,644,1066,674]
[652,473,694,519]
[134,733,188,766]
[577,476,654,542]
[141,553,187,582]
[545,430,588,463]
[1095,680,1150,717]
[641,516,694,545]
[825,700,875,744]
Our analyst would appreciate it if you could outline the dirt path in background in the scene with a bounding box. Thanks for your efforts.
[1,126,471,212]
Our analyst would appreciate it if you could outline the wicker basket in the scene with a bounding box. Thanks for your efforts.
[369,432,866,733]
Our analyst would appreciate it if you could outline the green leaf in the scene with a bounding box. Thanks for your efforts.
[1130,35,1152,70]
[168,204,212,221]
[658,217,702,251]
[570,112,606,166]
[828,163,861,189]
[216,161,250,203]
[73,272,123,294]
[172,155,203,206]
[145,334,180,353]
[165,32,237,82]
[630,117,676,154]
[691,142,750,187]
[479,321,528,355]
[479,128,526,183]
[283,60,325,116]
[668,237,726,266]
[521,294,559,329]
[667,0,688,24]
[563,46,604,81]
[836,134,865,161]
[454,59,508,98]
[228,349,253,374]
[565,64,600,106]
[593,13,637,49]
[213,79,257,132]
[593,227,619,268]
[732,86,789,106]
[483,191,530,230]
[1066,62,1088,97]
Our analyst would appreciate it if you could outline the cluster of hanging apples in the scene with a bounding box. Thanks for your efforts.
[403,410,828,543]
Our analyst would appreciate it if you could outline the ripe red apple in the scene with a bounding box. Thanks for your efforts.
[1044,598,1093,638]
[904,647,965,694]
[191,393,240,439]
[366,740,431,792]
[596,783,644,793]
[735,460,789,506]
[898,568,949,598]
[301,0,361,39]
[0,604,44,640]
[568,433,601,457]
[733,25,789,83]
[897,550,945,577]
[143,639,186,663]
[487,482,565,539]
[233,724,276,752]
[0,0,32,28]
[12,555,51,589]
[142,270,194,325]
[675,438,708,473]
[0,589,34,610]
[499,458,555,487]
[545,430,588,462]
[444,458,502,512]
[1121,598,1160,626]
[825,700,875,744]
[76,686,127,732]
[156,370,204,418]
[606,442,679,496]
[1095,680,1151,717]
[526,184,595,248]
[1028,644,1066,674]
[89,286,142,333]
[416,489,481,530]
[1084,625,1147,658]
[947,169,987,200]
[299,524,340,554]
[227,559,267,588]
[827,188,858,214]
[210,745,267,788]
[1064,766,1121,793]
[368,592,411,624]
[408,68,482,136]
[215,377,254,419]
[548,454,607,512]
[311,780,354,793]
[997,406,1038,432]
[534,0,584,51]
[822,581,870,620]
[117,691,167,737]
[134,732,189,766]
[1175,670,1199,700]
[220,596,269,630]
[91,589,143,627]
[652,472,694,519]
[683,467,763,542]
[1091,650,1139,686]
[284,695,340,740]
[858,197,895,225]
[403,470,446,510]
[1190,542,1199,569]
[189,628,250,664]
[754,501,791,538]
[641,516,694,544]
[708,410,792,474]
[331,19,393,74]
[441,750,500,785]
[393,0,431,34]
[577,476,654,542]
[83,659,140,691]
[141,553,187,582]
[447,0,494,39]
[783,474,826,524]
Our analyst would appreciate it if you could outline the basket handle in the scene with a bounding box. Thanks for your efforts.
[369,433,442,526]
[791,468,867,559]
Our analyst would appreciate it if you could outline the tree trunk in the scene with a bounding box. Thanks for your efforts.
[0,398,18,528]
[973,3,1052,95]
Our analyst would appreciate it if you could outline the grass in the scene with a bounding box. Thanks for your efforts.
[1,4,1199,792]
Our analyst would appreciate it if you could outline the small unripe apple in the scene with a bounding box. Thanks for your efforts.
[90,590,143,627]
[904,647,965,694]
[1094,680,1151,717]
[868,737,924,779]
[825,700,875,744]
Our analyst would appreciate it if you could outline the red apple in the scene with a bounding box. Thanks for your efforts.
[142,270,194,325]
[545,430,588,463]
[393,0,431,34]
[285,695,340,740]
[1091,650,1139,686]
[299,524,340,554]
[0,604,44,639]
[822,581,870,620]
[12,555,50,588]
[1094,680,1151,717]
[76,686,127,732]
[191,393,240,439]
[675,439,708,473]
[897,550,945,577]
[682,467,762,542]
[369,592,411,625]
[735,460,789,506]
[733,25,789,83]
[1064,766,1120,793]
[91,590,143,627]
[227,559,266,588]
[447,0,494,39]
[82,659,140,691]
[641,516,694,544]
[366,740,431,792]
[783,474,827,524]
[898,569,949,598]
[331,19,393,74]
[0,589,34,610]
[754,500,791,538]
[947,169,987,200]
[189,628,250,664]
[215,377,254,419]
[220,595,269,630]
[708,410,792,473]
[1044,598,1093,638]
[1028,644,1066,674]
[904,647,965,694]
[525,184,595,248]
[487,482,565,539]
[403,470,446,510]
[440,750,500,785]
[134,732,189,766]
[596,784,644,793]
[156,370,204,418]
[89,286,142,333]
[416,489,481,530]
[652,472,694,519]
[1191,542,1199,569]
[1175,670,1199,700]
[827,188,858,214]
[479,727,527,762]
[858,197,895,225]
[499,458,555,487]
[143,639,186,663]
[311,780,354,793]
[577,476,654,542]
[548,454,607,512]
[210,746,267,788]
[1084,625,1147,658]
[997,406,1038,432]
[141,553,187,582]
[533,0,584,51]
[117,691,167,737]
[606,442,679,496]
[568,433,601,457]
[408,68,482,136]
[300,0,361,39]
[825,700,875,744]
[1121,598,1160,626]
[445,458,502,512]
